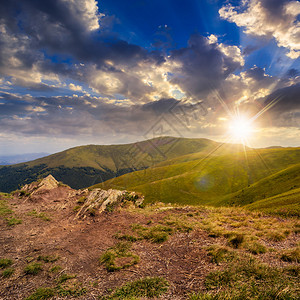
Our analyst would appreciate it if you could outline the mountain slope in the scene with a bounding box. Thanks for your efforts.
[0,137,238,193]
[245,187,300,217]
[95,147,300,211]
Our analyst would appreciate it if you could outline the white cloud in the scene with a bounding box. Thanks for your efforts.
[69,83,83,92]
[61,0,102,31]
[219,0,300,58]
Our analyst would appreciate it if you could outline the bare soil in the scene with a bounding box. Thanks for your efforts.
[0,186,299,299]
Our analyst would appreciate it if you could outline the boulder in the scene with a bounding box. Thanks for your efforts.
[75,188,144,218]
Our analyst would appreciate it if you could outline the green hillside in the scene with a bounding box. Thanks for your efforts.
[221,163,300,206]
[95,147,300,214]
[0,137,233,193]
[245,188,300,217]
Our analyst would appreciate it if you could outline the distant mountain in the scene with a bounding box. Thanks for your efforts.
[264,146,283,149]
[0,137,243,193]
[0,153,49,165]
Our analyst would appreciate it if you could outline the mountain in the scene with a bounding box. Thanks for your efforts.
[0,137,243,193]
[0,153,49,165]
[94,147,300,216]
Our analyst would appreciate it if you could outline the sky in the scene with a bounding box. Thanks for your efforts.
[0,0,299,155]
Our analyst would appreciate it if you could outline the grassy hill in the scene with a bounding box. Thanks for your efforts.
[245,187,300,217]
[0,137,237,193]
[95,147,300,215]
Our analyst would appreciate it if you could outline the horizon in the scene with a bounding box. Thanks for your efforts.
[1,135,299,157]
[0,0,299,155]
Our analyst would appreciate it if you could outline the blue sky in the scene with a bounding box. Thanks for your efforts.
[0,0,299,154]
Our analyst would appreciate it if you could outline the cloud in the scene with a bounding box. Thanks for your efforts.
[169,34,244,101]
[219,0,300,58]
[69,83,83,92]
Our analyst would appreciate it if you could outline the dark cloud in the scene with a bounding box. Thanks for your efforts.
[263,83,300,127]
[170,34,243,99]
[0,91,212,138]
[265,83,300,112]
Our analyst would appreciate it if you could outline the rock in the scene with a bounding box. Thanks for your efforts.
[19,175,60,197]
[35,175,59,192]
[75,189,144,218]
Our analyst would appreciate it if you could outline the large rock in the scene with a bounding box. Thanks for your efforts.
[75,188,144,218]
[21,174,59,195]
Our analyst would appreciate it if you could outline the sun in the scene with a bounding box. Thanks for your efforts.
[228,116,253,144]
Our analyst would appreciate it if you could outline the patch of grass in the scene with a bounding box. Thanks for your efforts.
[107,277,169,299]
[246,242,267,255]
[226,233,245,249]
[19,190,31,197]
[202,256,299,299]
[37,255,59,263]
[56,273,76,284]
[164,216,194,233]
[99,242,139,272]
[24,262,42,275]
[73,205,81,212]
[281,247,300,263]
[77,196,86,204]
[105,201,119,213]
[132,224,173,243]
[0,199,13,216]
[56,282,87,297]
[114,232,140,242]
[267,231,287,242]
[206,245,236,264]
[49,265,62,273]
[25,287,55,300]
[0,258,13,269]
[27,209,51,221]
[6,217,22,226]
[2,268,14,278]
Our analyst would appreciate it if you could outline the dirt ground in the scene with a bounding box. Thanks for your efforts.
[0,186,299,299]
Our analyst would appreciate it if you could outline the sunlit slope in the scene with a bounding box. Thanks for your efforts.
[96,147,300,206]
[221,163,300,206]
[245,187,300,217]
[0,137,232,192]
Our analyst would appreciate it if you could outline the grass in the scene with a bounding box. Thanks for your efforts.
[77,196,86,204]
[281,246,300,263]
[206,245,236,264]
[27,209,51,221]
[199,256,300,299]
[49,265,62,273]
[104,277,169,299]
[56,283,87,297]
[25,287,55,300]
[0,258,13,268]
[99,242,140,272]
[2,268,14,278]
[96,147,300,212]
[245,241,267,255]
[0,199,13,216]
[6,217,22,226]
[0,199,21,226]
[56,273,76,284]
[25,272,86,299]
[131,224,174,243]
[0,137,220,192]
[37,254,59,263]
[24,262,42,275]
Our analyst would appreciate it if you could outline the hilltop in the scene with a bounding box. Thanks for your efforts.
[0,176,299,299]
[0,137,244,193]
